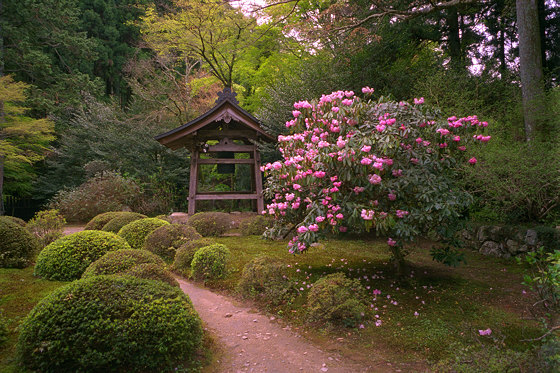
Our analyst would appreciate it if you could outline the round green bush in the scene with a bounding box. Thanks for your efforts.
[123,263,179,287]
[306,272,368,327]
[239,215,274,236]
[17,275,203,372]
[118,218,170,250]
[0,216,40,268]
[34,231,131,281]
[5,216,26,227]
[238,256,295,305]
[144,224,202,261]
[82,249,165,278]
[101,213,147,233]
[173,238,216,275]
[191,244,231,280]
[84,211,127,230]
[188,212,232,237]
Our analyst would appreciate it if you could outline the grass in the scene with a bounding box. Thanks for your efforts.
[198,235,550,369]
[0,267,66,372]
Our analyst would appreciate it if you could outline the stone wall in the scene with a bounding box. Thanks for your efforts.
[460,225,560,258]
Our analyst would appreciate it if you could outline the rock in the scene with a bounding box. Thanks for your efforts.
[525,229,538,246]
[242,335,248,340]
[506,239,520,255]
[225,313,233,318]
[477,226,490,242]
[488,225,503,240]
[480,241,502,257]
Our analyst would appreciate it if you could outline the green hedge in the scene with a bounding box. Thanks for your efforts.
[0,216,40,268]
[118,218,169,250]
[191,244,231,280]
[188,212,232,237]
[144,224,202,261]
[17,275,203,372]
[34,231,131,281]
[173,238,216,276]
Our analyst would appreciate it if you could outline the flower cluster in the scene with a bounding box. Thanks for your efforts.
[263,89,490,256]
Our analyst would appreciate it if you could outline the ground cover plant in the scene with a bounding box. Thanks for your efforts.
[17,275,203,372]
[207,235,552,370]
[34,230,131,281]
[0,216,40,269]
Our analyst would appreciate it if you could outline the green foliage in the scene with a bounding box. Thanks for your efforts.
[0,76,55,196]
[101,212,147,233]
[50,172,142,222]
[4,216,26,226]
[26,209,66,247]
[191,244,231,280]
[306,272,368,328]
[465,139,560,224]
[118,217,170,250]
[0,216,40,269]
[0,312,8,346]
[430,246,466,267]
[17,275,203,372]
[144,224,202,261]
[85,211,127,230]
[173,238,216,275]
[82,249,165,278]
[122,263,179,288]
[34,230,131,281]
[239,215,274,236]
[188,212,232,237]
[238,256,295,306]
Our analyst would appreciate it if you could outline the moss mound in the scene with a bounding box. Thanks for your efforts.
[34,231,131,281]
[5,216,26,227]
[144,224,202,261]
[188,212,232,237]
[306,272,368,327]
[118,218,169,250]
[123,263,179,287]
[82,249,165,278]
[191,244,231,280]
[17,276,203,372]
[173,238,216,275]
[238,256,295,305]
[0,216,40,268]
[84,211,125,230]
[239,215,273,236]
[101,213,146,233]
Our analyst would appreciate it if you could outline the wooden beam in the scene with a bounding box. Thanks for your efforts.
[198,158,253,165]
[188,150,199,215]
[195,193,258,200]
[198,129,258,140]
[207,144,255,152]
[254,149,264,214]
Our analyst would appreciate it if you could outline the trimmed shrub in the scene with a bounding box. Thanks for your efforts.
[0,216,40,268]
[188,212,232,237]
[173,238,216,275]
[191,244,231,280]
[101,212,147,233]
[238,256,295,305]
[239,215,274,236]
[123,263,179,287]
[306,272,368,327]
[118,218,169,250]
[144,224,202,261]
[84,211,126,230]
[17,276,203,372]
[82,249,165,278]
[34,231,131,281]
[49,172,142,222]
[5,216,26,227]
[26,209,66,247]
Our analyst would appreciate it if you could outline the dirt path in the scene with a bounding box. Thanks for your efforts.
[63,225,85,235]
[177,279,375,373]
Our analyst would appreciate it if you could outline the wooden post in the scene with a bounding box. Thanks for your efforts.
[253,149,264,214]
[188,149,199,215]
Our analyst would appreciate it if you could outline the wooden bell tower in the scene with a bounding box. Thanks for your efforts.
[155,88,275,214]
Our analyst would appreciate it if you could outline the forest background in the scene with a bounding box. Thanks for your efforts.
[0,0,559,226]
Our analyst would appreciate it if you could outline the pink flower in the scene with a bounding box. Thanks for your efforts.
[416,137,423,143]
[468,157,477,165]
[388,193,396,201]
[478,328,492,336]
[293,183,302,190]
[285,193,295,201]
[339,226,347,232]
[309,224,319,232]
[335,213,344,219]
[292,110,301,118]
[332,106,339,113]
[336,137,347,148]
[414,97,424,105]
[436,128,450,136]
[396,210,409,218]
[387,238,397,246]
[353,186,365,194]
[361,158,373,165]
[376,124,386,132]
[361,145,371,152]
[458,146,466,151]
[373,289,381,295]
[341,98,353,106]
[316,216,325,223]
[362,86,375,94]
[313,170,326,178]
[453,135,461,142]
[361,209,374,220]
[369,174,382,184]
[297,226,308,233]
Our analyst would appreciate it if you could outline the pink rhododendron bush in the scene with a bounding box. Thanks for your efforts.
[262,88,490,270]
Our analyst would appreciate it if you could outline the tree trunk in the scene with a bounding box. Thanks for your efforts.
[516,0,546,141]
[446,7,462,68]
